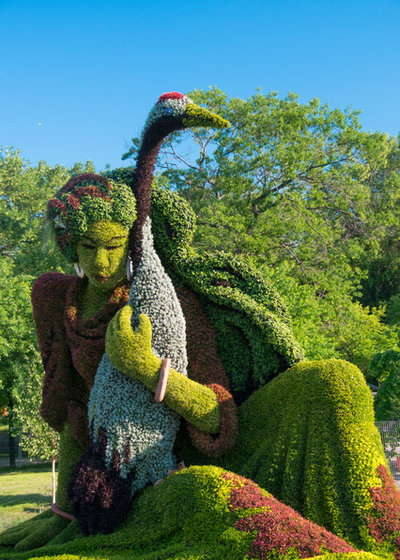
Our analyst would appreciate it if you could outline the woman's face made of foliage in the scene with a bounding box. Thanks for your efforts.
[76,221,129,291]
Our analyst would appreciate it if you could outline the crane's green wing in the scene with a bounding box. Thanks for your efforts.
[150,186,303,404]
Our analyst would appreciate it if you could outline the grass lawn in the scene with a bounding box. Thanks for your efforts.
[0,463,53,531]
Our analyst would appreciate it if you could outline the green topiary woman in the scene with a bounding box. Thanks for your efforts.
[1,93,400,560]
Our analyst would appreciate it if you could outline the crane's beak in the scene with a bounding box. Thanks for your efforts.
[182,103,230,130]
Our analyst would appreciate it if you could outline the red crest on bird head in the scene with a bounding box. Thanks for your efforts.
[157,92,185,103]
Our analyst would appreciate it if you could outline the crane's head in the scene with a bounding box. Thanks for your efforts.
[139,91,230,150]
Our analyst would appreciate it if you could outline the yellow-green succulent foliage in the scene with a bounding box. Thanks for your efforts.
[76,222,129,289]
[225,359,388,550]
[0,466,378,560]
[5,553,387,560]
[55,423,83,513]
[0,464,392,560]
[311,554,383,560]
[182,101,231,129]
[7,553,387,560]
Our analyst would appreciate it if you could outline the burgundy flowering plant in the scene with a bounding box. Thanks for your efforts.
[47,173,137,262]
[367,465,400,546]
[221,472,357,560]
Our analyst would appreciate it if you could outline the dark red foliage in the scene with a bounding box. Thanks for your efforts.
[47,174,112,227]
[60,173,111,194]
[187,383,238,457]
[177,285,239,456]
[75,185,111,201]
[367,465,400,543]
[32,272,129,448]
[67,194,81,210]
[221,472,356,560]
[67,428,135,535]
[47,197,67,214]
[157,92,184,103]
[129,146,155,274]
[229,480,269,511]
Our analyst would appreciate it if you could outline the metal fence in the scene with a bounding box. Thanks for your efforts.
[376,420,400,481]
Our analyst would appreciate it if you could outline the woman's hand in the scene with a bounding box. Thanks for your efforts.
[105,305,161,387]
[106,306,222,437]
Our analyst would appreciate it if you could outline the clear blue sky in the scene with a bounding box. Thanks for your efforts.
[1,0,399,171]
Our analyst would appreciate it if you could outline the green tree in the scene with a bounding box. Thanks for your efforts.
[355,136,400,307]
[0,148,95,462]
[12,344,60,463]
[374,366,400,421]
[0,259,42,464]
[385,293,400,326]
[0,147,95,276]
[368,348,400,386]
[261,262,398,369]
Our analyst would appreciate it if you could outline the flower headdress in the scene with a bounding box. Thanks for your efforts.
[47,173,137,262]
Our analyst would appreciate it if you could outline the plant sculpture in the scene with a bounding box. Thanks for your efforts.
[0,93,400,560]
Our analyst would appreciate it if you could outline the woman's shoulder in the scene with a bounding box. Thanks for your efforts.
[32,271,77,310]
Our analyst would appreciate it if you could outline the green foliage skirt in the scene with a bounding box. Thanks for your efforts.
[226,359,395,550]
[1,359,399,560]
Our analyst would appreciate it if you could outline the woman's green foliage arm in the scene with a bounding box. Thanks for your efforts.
[105,305,220,434]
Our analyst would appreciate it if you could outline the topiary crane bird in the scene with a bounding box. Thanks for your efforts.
[67,92,230,535]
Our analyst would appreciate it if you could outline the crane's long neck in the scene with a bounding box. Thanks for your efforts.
[129,121,184,275]
[128,141,160,273]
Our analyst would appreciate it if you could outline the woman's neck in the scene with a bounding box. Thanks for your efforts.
[80,281,115,320]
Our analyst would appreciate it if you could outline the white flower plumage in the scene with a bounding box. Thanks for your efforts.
[89,217,187,492]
